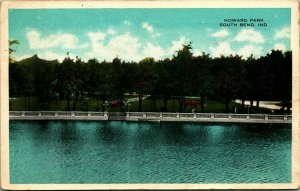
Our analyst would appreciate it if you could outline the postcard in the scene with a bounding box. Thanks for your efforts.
[1,0,299,190]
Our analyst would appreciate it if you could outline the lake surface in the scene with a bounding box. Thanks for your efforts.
[9,120,291,183]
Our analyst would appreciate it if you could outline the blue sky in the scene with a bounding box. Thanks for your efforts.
[9,8,291,62]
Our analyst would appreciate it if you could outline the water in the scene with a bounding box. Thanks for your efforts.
[9,120,291,183]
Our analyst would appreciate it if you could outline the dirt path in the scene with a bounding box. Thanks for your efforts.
[235,100,283,110]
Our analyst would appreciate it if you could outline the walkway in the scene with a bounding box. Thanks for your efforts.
[9,111,292,124]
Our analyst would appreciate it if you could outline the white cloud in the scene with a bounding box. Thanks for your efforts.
[168,36,189,55]
[234,29,264,44]
[210,41,264,58]
[86,32,143,62]
[15,51,77,62]
[27,30,87,49]
[16,51,77,62]
[275,27,290,39]
[142,43,165,59]
[141,22,160,38]
[40,51,69,62]
[86,32,106,60]
[15,54,33,61]
[151,33,161,38]
[211,29,229,38]
[40,51,77,62]
[274,43,286,51]
[193,49,203,57]
[85,31,193,62]
[87,32,106,41]
[107,28,117,35]
[209,41,233,57]
[87,32,106,50]
[106,33,142,61]
[142,22,154,33]
[237,44,263,58]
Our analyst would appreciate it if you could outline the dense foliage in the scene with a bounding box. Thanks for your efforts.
[9,42,292,113]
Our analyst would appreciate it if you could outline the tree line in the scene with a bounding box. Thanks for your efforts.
[9,42,292,113]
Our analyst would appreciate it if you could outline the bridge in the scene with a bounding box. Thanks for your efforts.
[9,111,292,124]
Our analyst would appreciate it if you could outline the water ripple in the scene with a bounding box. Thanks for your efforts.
[9,121,291,183]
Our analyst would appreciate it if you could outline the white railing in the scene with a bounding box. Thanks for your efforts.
[162,113,177,118]
[9,111,292,122]
[89,112,105,116]
[249,115,265,120]
[196,113,211,118]
[145,112,161,118]
[9,111,107,117]
[180,113,194,118]
[128,112,143,117]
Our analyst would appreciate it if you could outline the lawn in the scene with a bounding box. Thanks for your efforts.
[9,96,274,114]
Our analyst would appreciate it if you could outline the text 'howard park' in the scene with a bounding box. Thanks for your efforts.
[220,18,268,27]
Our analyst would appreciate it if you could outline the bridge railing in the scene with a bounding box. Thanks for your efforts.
[9,111,292,121]
[9,111,107,117]
[145,112,161,118]
[128,112,143,117]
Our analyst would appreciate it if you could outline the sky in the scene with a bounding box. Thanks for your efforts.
[9,8,291,62]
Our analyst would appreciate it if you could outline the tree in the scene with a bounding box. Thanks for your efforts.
[85,58,115,111]
[85,58,102,110]
[33,59,58,110]
[72,57,86,110]
[192,53,213,112]
[9,40,19,63]
[153,58,174,111]
[214,55,242,113]
[56,57,77,111]
[17,65,33,110]
[265,50,292,112]
[135,57,155,112]
[282,51,292,111]
[8,41,292,114]
[172,42,193,112]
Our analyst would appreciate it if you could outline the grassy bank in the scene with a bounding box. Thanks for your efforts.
[9,96,276,114]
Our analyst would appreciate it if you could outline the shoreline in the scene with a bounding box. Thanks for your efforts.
[9,111,292,124]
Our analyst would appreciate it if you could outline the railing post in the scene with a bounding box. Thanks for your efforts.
[265,115,268,120]
[38,112,41,116]
[160,113,163,118]
[177,113,180,118]
[246,115,249,119]
[211,113,214,119]
[88,112,91,117]
[55,112,58,116]
[22,111,25,117]
[143,113,146,118]
[193,113,196,119]
[284,116,287,120]
[126,112,129,117]
[228,114,232,119]
[104,112,108,117]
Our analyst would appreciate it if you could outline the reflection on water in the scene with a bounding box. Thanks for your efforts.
[96,122,125,144]
[9,120,291,184]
